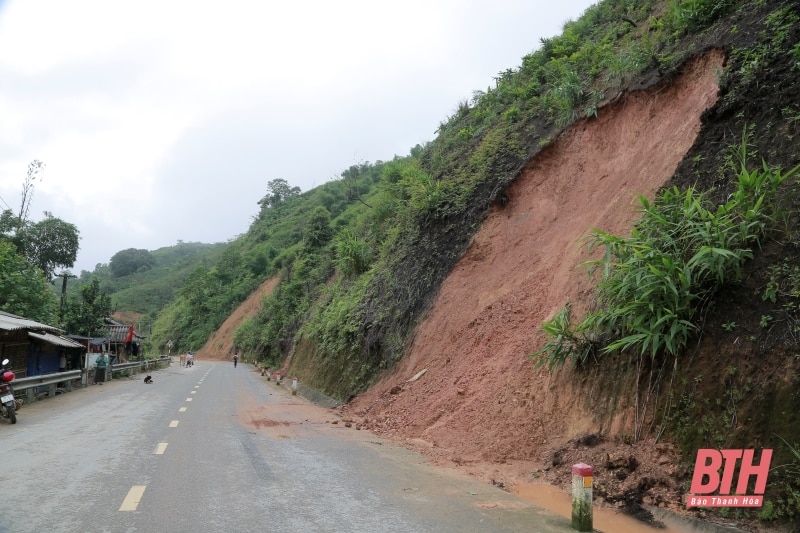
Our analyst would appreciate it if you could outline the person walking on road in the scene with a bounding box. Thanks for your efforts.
[233,352,239,368]
[94,353,108,385]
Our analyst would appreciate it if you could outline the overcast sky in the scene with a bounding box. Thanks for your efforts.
[0,0,596,273]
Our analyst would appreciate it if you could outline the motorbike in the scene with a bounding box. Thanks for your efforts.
[1,358,21,424]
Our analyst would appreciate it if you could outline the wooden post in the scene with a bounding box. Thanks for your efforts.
[571,463,593,532]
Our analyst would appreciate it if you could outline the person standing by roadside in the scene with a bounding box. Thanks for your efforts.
[94,353,108,385]
[59,352,67,372]
[233,351,239,368]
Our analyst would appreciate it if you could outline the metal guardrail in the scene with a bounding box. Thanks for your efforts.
[13,370,83,403]
[107,356,171,379]
[13,370,82,391]
[11,356,172,403]
[110,361,141,372]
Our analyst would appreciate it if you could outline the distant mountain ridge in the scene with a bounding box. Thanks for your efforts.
[70,241,227,323]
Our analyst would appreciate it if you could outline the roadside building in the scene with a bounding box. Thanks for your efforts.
[66,318,144,365]
[0,310,83,377]
[103,318,143,363]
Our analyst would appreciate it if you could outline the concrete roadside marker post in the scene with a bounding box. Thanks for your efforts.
[571,462,593,532]
[292,377,298,395]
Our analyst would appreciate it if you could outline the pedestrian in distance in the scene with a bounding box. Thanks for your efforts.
[94,353,108,385]
[233,352,239,368]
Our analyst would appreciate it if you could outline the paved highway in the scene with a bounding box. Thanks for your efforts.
[0,361,572,533]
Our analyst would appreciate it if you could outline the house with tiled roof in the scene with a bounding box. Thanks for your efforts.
[102,318,144,362]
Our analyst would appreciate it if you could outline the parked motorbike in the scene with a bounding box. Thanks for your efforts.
[1,358,21,424]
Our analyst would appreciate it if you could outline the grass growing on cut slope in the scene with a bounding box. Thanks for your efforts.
[534,135,800,369]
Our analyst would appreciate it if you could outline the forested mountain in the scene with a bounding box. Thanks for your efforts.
[68,242,226,324]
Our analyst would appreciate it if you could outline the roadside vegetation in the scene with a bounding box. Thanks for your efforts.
[1,160,79,324]
[535,133,799,370]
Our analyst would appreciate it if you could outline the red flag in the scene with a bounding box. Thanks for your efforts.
[124,324,135,344]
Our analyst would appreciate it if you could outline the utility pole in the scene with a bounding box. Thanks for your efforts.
[54,271,77,315]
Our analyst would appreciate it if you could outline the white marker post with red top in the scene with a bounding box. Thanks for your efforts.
[571,462,593,532]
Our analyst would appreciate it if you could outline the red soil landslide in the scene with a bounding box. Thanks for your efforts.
[201,50,736,529]
[196,276,279,361]
[339,50,726,524]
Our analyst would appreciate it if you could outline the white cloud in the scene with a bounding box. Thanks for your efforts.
[0,0,596,272]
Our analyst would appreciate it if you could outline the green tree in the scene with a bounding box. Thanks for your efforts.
[0,160,80,281]
[180,265,212,313]
[15,212,80,280]
[0,209,22,239]
[109,248,156,277]
[341,162,374,208]
[305,206,333,248]
[64,276,113,336]
[257,179,301,210]
[0,241,59,323]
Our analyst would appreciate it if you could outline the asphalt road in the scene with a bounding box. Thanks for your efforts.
[0,361,573,533]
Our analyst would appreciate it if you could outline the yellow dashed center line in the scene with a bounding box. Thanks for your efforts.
[119,485,146,511]
[121,367,211,513]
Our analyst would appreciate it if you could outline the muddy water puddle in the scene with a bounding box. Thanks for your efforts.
[514,483,691,533]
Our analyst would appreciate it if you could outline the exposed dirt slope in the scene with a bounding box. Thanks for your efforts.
[198,49,739,528]
[195,276,279,361]
[337,50,725,520]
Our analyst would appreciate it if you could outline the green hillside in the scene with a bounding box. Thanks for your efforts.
[69,241,227,324]
[131,0,799,400]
